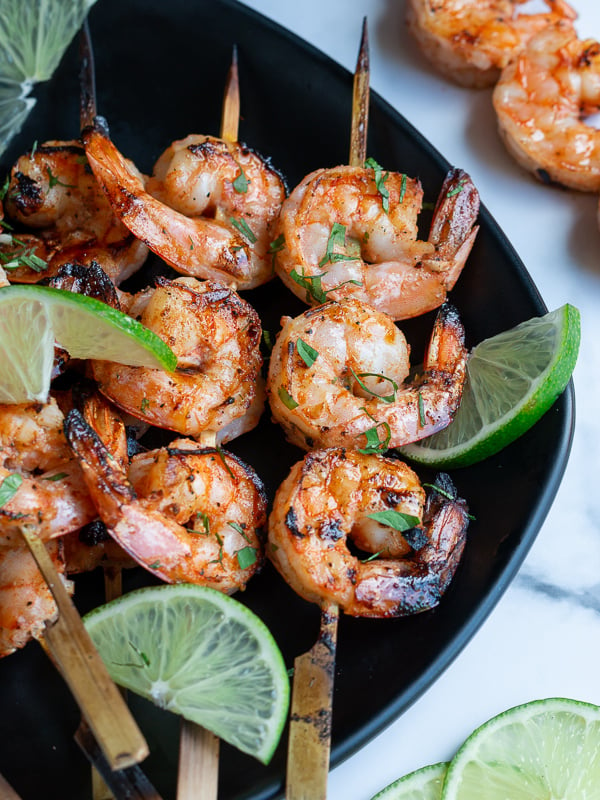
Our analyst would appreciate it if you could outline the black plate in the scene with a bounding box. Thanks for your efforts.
[0,1,574,798]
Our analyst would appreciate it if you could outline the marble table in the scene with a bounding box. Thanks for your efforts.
[239,1,600,797]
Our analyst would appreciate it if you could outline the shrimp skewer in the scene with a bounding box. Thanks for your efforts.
[91,275,264,445]
[267,297,467,452]
[64,409,267,593]
[285,25,363,798]
[81,52,286,291]
[272,30,479,323]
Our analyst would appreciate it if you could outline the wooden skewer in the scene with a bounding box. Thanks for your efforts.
[0,771,24,800]
[285,602,339,800]
[176,430,220,800]
[349,17,370,169]
[91,563,126,800]
[175,47,241,797]
[285,21,370,800]
[79,19,97,131]
[20,525,149,771]
[220,45,240,145]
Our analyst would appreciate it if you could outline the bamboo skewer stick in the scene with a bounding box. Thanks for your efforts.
[285,20,370,800]
[221,45,240,145]
[0,771,24,800]
[91,563,126,800]
[176,431,220,800]
[349,17,370,169]
[175,48,242,799]
[285,602,339,800]
[20,525,149,771]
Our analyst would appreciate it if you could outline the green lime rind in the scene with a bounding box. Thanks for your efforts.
[0,283,176,402]
[371,762,448,800]
[398,304,580,469]
[84,584,290,765]
[441,697,600,800]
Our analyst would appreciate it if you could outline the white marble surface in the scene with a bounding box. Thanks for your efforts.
[238,1,600,797]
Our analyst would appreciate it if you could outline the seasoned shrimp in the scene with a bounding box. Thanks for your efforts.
[65,410,267,593]
[82,119,285,289]
[92,276,264,444]
[0,539,73,658]
[274,165,479,320]
[1,140,148,283]
[0,394,97,547]
[406,0,577,88]
[267,298,467,452]
[493,21,600,191]
[268,448,469,618]
[146,134,286,288]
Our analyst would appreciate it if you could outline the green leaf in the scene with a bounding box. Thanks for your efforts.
[236,546,257,569]
[296,338,318,368]
[366,510,420,531]
[290,268,328,304]
[278,386,299,410]
[0,472,23,506]
[365,157,390,212]
[350,368,398,403]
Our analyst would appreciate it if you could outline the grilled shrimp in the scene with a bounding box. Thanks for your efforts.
[65,410,267,593]
[274,165,479,320]
[0,140,148,283]
[0,539,73,658]
[0,394,97,547]
[92,276,264,444]
[268,448,469,617]
[493,21,600,191]
[146,134,286,288]
[266,298,467,452]
[82,119,285,290]
[406,0,577,88]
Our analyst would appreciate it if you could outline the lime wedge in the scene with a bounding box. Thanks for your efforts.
[441,697,600,799]
[398,304,580,468]
[0,284,176,404]
[84,584,290,764]
[0,0,98,156]
[371,762,448,800]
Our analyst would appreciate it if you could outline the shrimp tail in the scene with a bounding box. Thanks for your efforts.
[81,119,253,284]
[424,168,480,287]
[64,408,135,525]
[355,472,469,617]
[419,472,470,595]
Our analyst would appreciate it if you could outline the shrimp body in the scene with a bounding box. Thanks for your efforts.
[0,395,97,547]
[406,0,577,88]
[268,449,469,618]
[493,21,600,191]
[92,277,264,443]
[0,540,72,657]
[266,298,467,452]
[274,165,479,320]
[83,120,283,289]
[1,140,148,284]
[65,410,267,593]
[147,135,286,288]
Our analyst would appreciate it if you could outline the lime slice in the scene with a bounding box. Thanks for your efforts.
[371,762,448,800]
[84,584,290,764]
[0,0,98,156]
[398,304,580,468]
[0,284,176,404]
[441,697,600,799]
